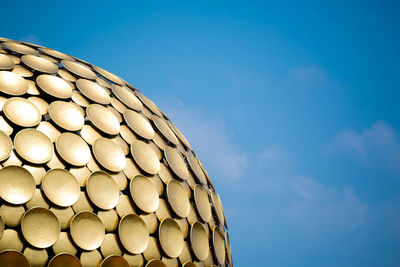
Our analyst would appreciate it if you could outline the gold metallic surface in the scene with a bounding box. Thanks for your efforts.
[0,37,231,267]
[21,207,60,248]
[0,250,30,267]
[0,71,28,95]
[86,171,120,210]
[21,55,58,73]
[14,129,53,164]
[36,74,73,99]
[119,214,149,254]
[167,180,190,218]
[70,211,105,250]
[130,175,159,213]
[42,169,80,207]
[131,140,160,175]
[3,97,41,127]
[159,218,184,258]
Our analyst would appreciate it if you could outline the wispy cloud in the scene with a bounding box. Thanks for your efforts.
[327,121,400,173]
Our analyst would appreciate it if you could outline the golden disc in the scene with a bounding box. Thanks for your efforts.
[161,257,178,267]
[76,79,110,104]
[211,191,225,226]
[23,247,48,267]
[39,47,74,61]
[61,60,97,80]
[26,188,49,209]
[28,96,48,114]
[182,262,196,267]
[52,232,77,255]
[135,91,163,117]
[159,218,184,258]
[56,133,91,166]
[49,101,84,131]
[81,250,102,267]
[98,209,119,232]
[194,185,211,222]
[38,53,59,63]
[12,65,33,77]
[131,140,160,175]
[69,166,90,187]
[118,214,149,254]
[36,74,74,99]
[110,171,128,190]
[143,236,161,262]
[152,132,167,151]
[168,121,192,150]
[186,151,207,184]
[21,207,60,248]
[129,175,159,213]
[0,215,3,239]
[0,250,30,267]
[146,259,167,267]
[190,222,209,261]
[48,253,82,267]
[164,146,189,180]
[111,85,143,111]
[26,79,40,95]
[80,125,102,145]
[72,191,94,213]
[212,227,226,264]
[179,242,193,264]
[158,163,174,184]
[86,171,120,210]
[0,203,25,227]
[86,104,120,135]
[92,65,124,85]
[120,125,137,145]
[21,54,58,73]
[140,212,158,234]
[110,97,128,113]
[0,130,12,161]
[167,180,190,218]
[116,195,136,218]
[0,71,28,95]
[3,41,39,55]
[0,229,23,251]
[111,136,129,155]
[3,97,41,127]
[96,76,111,88]
[92,137,126,172]
[123,254,144,267]
[124,109,155,139]
[41,169,79,207]
[101,255,130,267]
[108,106,122,122]
[0,54,14,70]
[58,69,77,82]
[152,115,180,145]
[0,166,35,204]
[50,206,74,229]
[155,199,171,221]
[36,121,61,142]
[13,129,53,164]
[100,233,123,257]
[70,211,105,250]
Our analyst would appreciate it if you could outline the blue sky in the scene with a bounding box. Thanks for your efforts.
[2,1,400,266]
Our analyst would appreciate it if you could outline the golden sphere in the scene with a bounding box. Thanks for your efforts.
[0,37,232,267]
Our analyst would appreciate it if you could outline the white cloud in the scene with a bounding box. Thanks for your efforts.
[328,121,400,173]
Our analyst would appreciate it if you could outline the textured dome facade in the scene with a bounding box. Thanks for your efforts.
[0,37,232,267]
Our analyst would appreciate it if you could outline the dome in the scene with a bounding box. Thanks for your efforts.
[0,37,232,267]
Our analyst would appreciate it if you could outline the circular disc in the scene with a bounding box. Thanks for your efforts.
[49,101,85,131]
[23,247,48,267]
[164,146,189,180]
[87,104,120,135]
[130,140,160,175]
[194,185,212,222]
[152,115,179,145]
[211,191,225,225]
[159,218,184,258]
[81,250,102,267]
[92,65,124,85]
[92,138,126,172]
[52,232,77,255]
[168,121,192,150]
[42,169,80,207]
[118,214,149,254]
[61,60,97,80]
[70,211,105,250]
[190,222,209,261]
[3,41,38,55]
[36,74,74,99]
[0,54,14,70]
[0,166,35,204]
[14,129,53,164]
[0,130,12,161]
[86,171,120,210]
[135,91,163,117]
[21,207,60,248]
[0,250,30,267]
[167,180,190,218]
[48,253,82,267]
[98,209,119,232]
[112,85,143,111]
[0,216,3,239]
[21,54,58,73]
[39,47,74,60]
[124,109,155,139]
[76,79,110,104]
[56,132,91,166]
[0,71,28,95]
[101,255,130,267]
[146,259,167,267]
[212,227,226,264]
[129,175,159,213]
[186,151,207,184]
[3,97,41,127]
